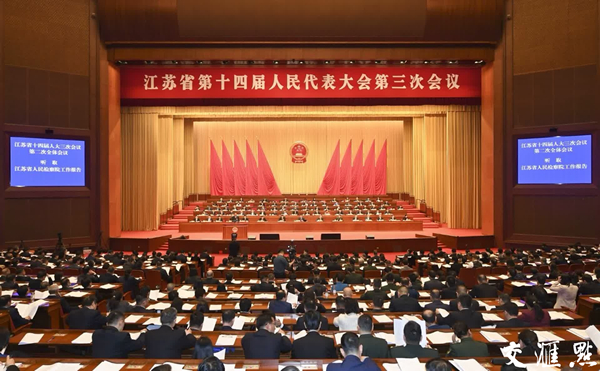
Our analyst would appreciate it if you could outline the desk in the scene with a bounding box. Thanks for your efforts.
[179,221,423,233]
[222,224,248,240]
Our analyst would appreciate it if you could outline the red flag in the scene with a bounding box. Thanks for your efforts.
[209,141,223,195]
[245,140,259,195]
[257,141,282,195]
[350,140,364,195]
[375,140,387,195]
[233,141,246,195]
[339,141,353,195]
[362,140,376,194]
[317,140,341,195]
[221,141,235,195]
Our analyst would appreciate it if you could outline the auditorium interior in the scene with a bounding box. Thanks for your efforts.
[0,0,599,370]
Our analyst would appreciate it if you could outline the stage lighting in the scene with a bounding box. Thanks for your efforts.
[273,61,279,65]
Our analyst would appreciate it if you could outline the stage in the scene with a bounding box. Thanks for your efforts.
[111,227,494,254]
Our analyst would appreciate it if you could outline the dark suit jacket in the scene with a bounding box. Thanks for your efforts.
[495,318,529,328]
[437,309,485,329]
[241,329,292,359]
[389,344,439,358]
[119,276,140,296]
[144,325,196,358]
[469,283,498,299]
[344,273,365,284]
[293,315,329,331]
[327,355,381,371]
[291,331,336,359]
[133,305,154,313]
[359,334,390,358]
[360,290,389,302]
[0,308,29,328]
[66,307,106,330]
[99,273,119,284]
[269,300,294,314]
[447,337,489,357]
[424,300,451,311]
[390,295,422,312]
[47,294,72,314]
[92,326,145,358]
[1,282,18,290]
[251,283,277,292]
[424,279,445,290]
[441,287,458,299]
[449,299,480,312]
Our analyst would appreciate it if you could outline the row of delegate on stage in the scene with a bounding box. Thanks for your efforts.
[191,214,412,223]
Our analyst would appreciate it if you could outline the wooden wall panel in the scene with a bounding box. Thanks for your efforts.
[513,195,599,239]
[504,0,600,246]
[1,0,99,247]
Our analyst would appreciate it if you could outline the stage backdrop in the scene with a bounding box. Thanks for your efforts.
[194,119,402,195]
[121,105,481,230]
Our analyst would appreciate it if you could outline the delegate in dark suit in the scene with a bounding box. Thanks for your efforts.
[293,316,329,331]
[241,329,292,359]
[390,295,422,312]
[144,325,196,358]
[119,275,140,296]
[359,334,390,358]
[67,307,106,330]
[469,283,498,299]
[92,326,145,358]
[326,355,381,371]
[495,318,529,328]
[424,300,451,312]
[389,344,439,358]
[291,331,337,359]
[437,309,485,329]
[447,337,489,357]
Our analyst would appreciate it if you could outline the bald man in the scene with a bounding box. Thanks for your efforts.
[203,270,219,284]
[47,284,72,313]
[343,287,354,298]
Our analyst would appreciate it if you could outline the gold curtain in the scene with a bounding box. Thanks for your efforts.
[447,111,481,228]
[401,119,413,195]
[193,121,210,194]
[183,121,195,196]
[157,116,174,216]
[423,114,447,223]
[412,117,426,208]
[172,117,185,203]
[121,113,159,231]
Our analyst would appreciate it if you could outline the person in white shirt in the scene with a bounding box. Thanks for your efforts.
[333,298,360,331]
[549,273,578,310]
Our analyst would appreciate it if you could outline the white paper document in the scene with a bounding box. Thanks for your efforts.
[202,317,217,331]
[334,332,346,345]
[19,333,44,345]
[481,313,503,322]
[149,290,160,301]
[147,302,170,310]
[125,315,143,323]
[65,291,88,298]
[214,348,226,360]
[426,331,455,344]
[286,293,298,305]
[182,303,195,311]
[396,358,425,371]
[548,311,573,320]
[143,317,162,326]
[294,330,308,340]
[480,331,509,343]
[33,291,49,300]
[228,293,243,300]
[373,315,393,323]
[206,293,219,299]
[100,284,117,289]
[92,361,125,371]
[229,317,244,331]
[534,330,564,342]
[449,359,488,371]
[239,286,251,291]
[567,328,590,340]
[209,304,222,311]
[130,332,142,340]
[71,332,94,344]
[216,334,237,346]
[585,325,600,348]
[437,308,450,318]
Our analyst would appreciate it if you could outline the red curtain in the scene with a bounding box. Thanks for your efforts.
[339,141,353,195]
[317,140,340,195]
[257,141,282,195]
[221,141,235,195]
[233,141,246,195]
[350,140,364,194]
[245,140,259,196]
[209,141,223,195]
[362,140,376,194]
[375,140,387,195]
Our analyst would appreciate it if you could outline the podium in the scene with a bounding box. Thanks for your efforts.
[222,223,248,240]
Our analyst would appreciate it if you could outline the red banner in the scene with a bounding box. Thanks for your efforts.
[120,66,481,100]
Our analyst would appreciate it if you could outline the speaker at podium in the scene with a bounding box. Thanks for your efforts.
[222,224,248,240]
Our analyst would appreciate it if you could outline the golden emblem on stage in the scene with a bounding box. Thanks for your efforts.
[290,141,308,163]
